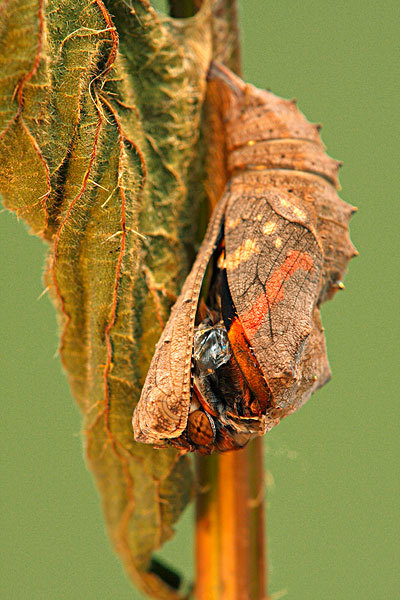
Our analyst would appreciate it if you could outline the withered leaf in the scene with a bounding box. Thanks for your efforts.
[0,0,224,597]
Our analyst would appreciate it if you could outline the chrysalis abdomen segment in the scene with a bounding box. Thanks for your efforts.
[211,60,356,305]
[228,138,340,187]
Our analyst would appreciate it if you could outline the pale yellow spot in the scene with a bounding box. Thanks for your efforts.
[226,216,241,230]
[293,206,306,220]
[275,237,282,249]
[217,252,226,270]
[247,140,256,146]
[257,214,263,221]
[225,239,259,270]
[280,198,290,208]
[263,221,277,236]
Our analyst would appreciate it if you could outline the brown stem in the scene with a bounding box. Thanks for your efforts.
[187,2,266,598]
[218,447,251,599]
[248,437,267,599]
[195,454,220,599]
[195,440,266,599]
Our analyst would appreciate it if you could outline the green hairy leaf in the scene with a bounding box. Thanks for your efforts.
[1,2,188,598]
[0,0,240,596]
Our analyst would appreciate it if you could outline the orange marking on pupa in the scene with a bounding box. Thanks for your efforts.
[240,250,314,336]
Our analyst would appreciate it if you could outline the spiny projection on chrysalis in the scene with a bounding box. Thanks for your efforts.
[133,62,357,454]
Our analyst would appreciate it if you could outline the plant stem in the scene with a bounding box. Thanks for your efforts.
[218,447,252,599]
[248,437,267,599]
[180,1,266,597]
[195,454,220,600]
[195,440,266,599]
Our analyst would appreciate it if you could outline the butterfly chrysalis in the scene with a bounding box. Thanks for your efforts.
[133,62,356,454]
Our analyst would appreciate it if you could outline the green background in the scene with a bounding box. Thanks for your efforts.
[1,1,398,598]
